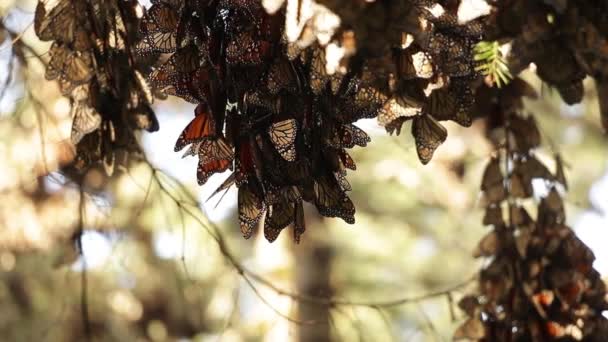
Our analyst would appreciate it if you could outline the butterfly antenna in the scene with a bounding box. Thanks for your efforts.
[214,186,231,209]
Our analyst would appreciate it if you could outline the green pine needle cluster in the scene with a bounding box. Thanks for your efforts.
[474,41,512,88]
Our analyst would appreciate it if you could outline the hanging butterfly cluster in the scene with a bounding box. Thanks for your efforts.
[135,0,486,242]
[454,78,608,341]
[34,0,159,174]
[485,0,608,132]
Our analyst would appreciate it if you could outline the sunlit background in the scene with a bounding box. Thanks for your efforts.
[1,1,607,341]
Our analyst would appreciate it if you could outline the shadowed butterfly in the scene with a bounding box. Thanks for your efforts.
[481,156,506,205]
[35,0,89,44]
[45,43,94,85]
[264,201,296,242]
[238,183,267,239]
[313,174,355,224]
[328,123,371,149]
[411,114,447,164]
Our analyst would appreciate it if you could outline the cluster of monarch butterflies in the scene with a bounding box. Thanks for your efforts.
[485,0,608,132]
[454,77,608,341]
[133,0,487,242]
[34,0,159,174]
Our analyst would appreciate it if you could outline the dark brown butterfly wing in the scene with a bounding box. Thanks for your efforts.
[313,175,355,224]
[238,184,267,239]
[328,124,371,149]
[411,114,447,164]
[481,157,506,204]
[264,201,296,242]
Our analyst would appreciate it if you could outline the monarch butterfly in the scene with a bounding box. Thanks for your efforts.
[45,43,94,85]
[396,48,434,80]
[349,85,388,121]
[34,0,88,44]
[70,101,102,144]
[225,32,271,66]
[520,155,553,180]
[174,103,216,151]
[313,175,355,224]
[264,185,302,205]
[338,149,356,170]
[378,97,420,134]
[264,201,295,242]
[411,114,447,164]
[150,44,201,89]
[509,114,541,152]
[480,157,506,205]
[137,3,179,53]
[423,88,457,120]
[198,138,234,163]
[238,184,267,239]
[197,158,232,185]
[268,119,297,161]
[335,171,352,192]
[508,171,533,198]
[266,58,299,95]
[328,123,371,149]
[537,188,565,226]
[482,205,504,226]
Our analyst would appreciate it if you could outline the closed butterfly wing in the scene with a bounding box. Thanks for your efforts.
[268,119,297,161]
[481,157,506,204]
[198,138,234,166]
[35,0,83,43]
[411,114,447,164]
[238,184,267,239]
[71,102,102,144]
[174,103,216,151]
[197,158,232,185]
[266,58,299,95]
[335,171,352,192]
[137,3,179,53]
[423,88,457,121]
[45,43,94,84]
[264,201,295,242]
[288,200,304,243]
[509,115,541,152]
[329,124,371,149]
[338,149,356,170]
[313,175,355,224]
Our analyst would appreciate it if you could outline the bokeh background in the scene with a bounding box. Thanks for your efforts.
[1,1,607,341]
